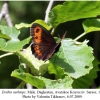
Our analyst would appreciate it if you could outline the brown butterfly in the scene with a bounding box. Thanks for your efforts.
[30,23,66,62]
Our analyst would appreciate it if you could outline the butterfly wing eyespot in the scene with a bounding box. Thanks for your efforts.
[30,23,66,62]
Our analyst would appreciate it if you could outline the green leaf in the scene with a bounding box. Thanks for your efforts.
[48,57,65,79]
[16,47,49,76]
[0,33,11,40]
[15,23,31,29]
[11,64,73,89]
[33,19,51,30]
[72,58,100,88]
[82,19,100,33]
[16,38,94,80]
[0,25,20,41]
[53,39,94,78]
[15,19,51,30]
[11,65,45,89]
[40,76,73,89]
[0,25,30,52]
[48,1,100,27]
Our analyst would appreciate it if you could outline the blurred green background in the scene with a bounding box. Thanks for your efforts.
[0,1,100,88]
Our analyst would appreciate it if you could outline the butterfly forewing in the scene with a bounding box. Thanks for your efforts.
[30,23,57,61]
[30,23,56,45]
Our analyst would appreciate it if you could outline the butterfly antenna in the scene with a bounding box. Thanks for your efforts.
[58,34,60,38]
[63,31,67,38]
[58,31,67,39]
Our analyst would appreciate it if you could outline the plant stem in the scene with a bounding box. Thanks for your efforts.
[74,32,86,41]
[0,52,13,58]
[0,1,13,27]
[45,0,54,23]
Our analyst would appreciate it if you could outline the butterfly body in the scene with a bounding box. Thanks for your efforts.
[30,23,66,62]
